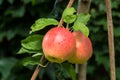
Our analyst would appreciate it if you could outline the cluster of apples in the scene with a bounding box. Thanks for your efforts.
[42,26,92,64]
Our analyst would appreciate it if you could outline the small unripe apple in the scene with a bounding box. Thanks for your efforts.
[68,31,93,64]
[42,27,76,63]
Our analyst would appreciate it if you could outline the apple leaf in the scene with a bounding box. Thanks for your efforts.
[62,7,76,24]
[22,57,47,67]
[76,13,91,24]
[22,57,40,66]
[17,47,42,54]
[30,18,58,33]
[21,34,43,51]
[73,22,89,37]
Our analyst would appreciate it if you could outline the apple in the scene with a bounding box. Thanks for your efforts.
[42,26,76,63]
[68,31,93,64]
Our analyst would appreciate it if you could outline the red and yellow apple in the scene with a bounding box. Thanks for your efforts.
[68,31,93,64]
[42,26,76,63]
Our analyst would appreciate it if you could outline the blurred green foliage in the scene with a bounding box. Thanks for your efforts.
[0,0,120,80]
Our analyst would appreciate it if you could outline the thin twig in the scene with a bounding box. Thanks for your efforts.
[105,0,116,80]
[67,0,74,8]
[31,56,45,80]
[58,0,74,27]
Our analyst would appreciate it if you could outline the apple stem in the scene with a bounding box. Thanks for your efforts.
[31,55,45,80]
[66,23,69,29]
[58,0,74,27]
[105,0,116,80]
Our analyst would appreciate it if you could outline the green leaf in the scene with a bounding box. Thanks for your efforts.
[0,58,17,80]
[21,34,43,51]
[31,18,58,33]
[73,22,89,37]
[76,13,91,24]
[72,13,90,37]
[22,57,47,67]
[17,47,41,54]
[62,7,76,24]
[22,57,40,66]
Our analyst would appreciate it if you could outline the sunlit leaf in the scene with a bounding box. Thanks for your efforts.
[21,34,43,51]
[31,18,58,33]
[62,7,76,24]
[73,22,89,37]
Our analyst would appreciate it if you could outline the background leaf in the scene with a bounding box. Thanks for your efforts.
[0,58,17,80]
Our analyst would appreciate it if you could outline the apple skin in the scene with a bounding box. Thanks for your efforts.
[68,31,93,64]
[42,27,76,63]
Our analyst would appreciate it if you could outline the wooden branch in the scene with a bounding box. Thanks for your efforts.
[105,0,116,80]
[77,0,91,80]
[31,56,45,80]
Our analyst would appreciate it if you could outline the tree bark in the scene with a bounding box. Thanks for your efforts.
[77,0,91,80]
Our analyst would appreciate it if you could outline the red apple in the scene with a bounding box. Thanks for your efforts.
[68,31,93,64]
[42,27,76,63]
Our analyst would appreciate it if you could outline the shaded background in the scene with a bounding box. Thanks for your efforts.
[0,0,120,80]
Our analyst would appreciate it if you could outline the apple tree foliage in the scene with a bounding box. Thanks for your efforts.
[0,0,120,80]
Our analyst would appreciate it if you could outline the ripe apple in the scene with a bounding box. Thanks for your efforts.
[42,26,76,63]
[68,31,93,64]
